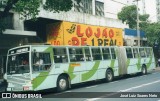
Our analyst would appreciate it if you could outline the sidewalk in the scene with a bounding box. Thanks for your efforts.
[152,67,160,72]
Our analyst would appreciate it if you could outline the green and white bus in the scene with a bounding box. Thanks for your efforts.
[5,45,155,92]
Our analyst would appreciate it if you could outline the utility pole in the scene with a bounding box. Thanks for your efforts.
[136,0,140,46]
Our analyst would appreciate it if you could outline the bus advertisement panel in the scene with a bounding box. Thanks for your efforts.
[47,21,123,46]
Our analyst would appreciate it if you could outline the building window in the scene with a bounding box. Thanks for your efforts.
[95,1,104,16]
[74,0,92,14]
[0,12,13,29]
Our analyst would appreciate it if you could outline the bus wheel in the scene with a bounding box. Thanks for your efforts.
[141,65,147,75]
[105,69,113,82]
[57,76,69,92]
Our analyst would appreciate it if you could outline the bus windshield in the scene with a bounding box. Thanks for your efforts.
[7,53,30,74]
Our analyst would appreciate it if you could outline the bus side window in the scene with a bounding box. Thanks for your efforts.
[33,53,51,71]
[91,47,102,60]
[139,48,146,58]
[53,48,68,63]
[146,48,151,57]
[133,48,139,58]
[69,48,84,62]
[126,48,133,58]
[84,48,92,61]
[102,48,111,60]
[111,48,116,59]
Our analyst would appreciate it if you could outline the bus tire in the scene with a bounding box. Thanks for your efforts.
[57,75,69,92]
[141,65,147,75]
[105,69,113,82]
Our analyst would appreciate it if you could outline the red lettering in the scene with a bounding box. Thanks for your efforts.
[86,27,92,38]
[77,25,84,37]
[109,29,114,38]
[81,38,87,46]
[102,28,108,38]
[68,40,72,45]
[72,37,79,46]
[94,28,100,38]
[51,41,60,45]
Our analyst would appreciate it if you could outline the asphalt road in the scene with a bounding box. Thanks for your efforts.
[0,69,160,101]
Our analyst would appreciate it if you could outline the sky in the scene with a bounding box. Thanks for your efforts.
[104,0,157,22]
[133,0,157,22]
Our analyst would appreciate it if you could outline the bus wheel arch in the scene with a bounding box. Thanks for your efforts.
[105,68,114,82]
[141,64,147,75]
[56,73,70,92]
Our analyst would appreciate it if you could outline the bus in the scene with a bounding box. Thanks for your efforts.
[5,45,155,92]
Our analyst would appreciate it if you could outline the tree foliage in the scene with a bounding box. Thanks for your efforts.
[118,5,149,29]
[118,5,160,48]
[143,23,160,46]
[0,0,73,32]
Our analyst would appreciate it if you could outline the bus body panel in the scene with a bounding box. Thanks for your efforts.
[6,45,156,92]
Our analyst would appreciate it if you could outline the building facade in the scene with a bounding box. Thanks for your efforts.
[0,0,129,77]
[156,0,160,21]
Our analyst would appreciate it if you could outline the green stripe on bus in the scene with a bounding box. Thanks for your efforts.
[127,59,130,68]
[136,57,141,70]
[32,71,49,89]
[82,61,100,81]
[110,60,115,67]
[64,64,76,80]
[147,56,152,69]
[110,59,115,72]
[147,49,153,69]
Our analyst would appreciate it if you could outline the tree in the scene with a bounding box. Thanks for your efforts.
[117,5,149,29]
[143,23,160,46]
[0,0,73,32]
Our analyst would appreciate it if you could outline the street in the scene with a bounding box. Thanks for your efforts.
[0,69,160,101]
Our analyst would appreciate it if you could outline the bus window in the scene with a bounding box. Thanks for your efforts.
[102,48,111,60]
[7,53,29,74]
[133,48,139,58]
[111,48,116,59]
[33,53,51,71]
[139,48,146,58]
[146,48,151,57]
[69,48,84,62]
[91,48,102,60]
[126,48,133,58]
[84,48,92,61]
[53,48,68,63]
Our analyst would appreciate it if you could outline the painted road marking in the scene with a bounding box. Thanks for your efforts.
[110,81,119,83]
[126,78,133,80]
[85,79,160,101]
[65,90,71,92]
[86,85,98,89]
[85,98,101,101]
[119,79,160,92]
